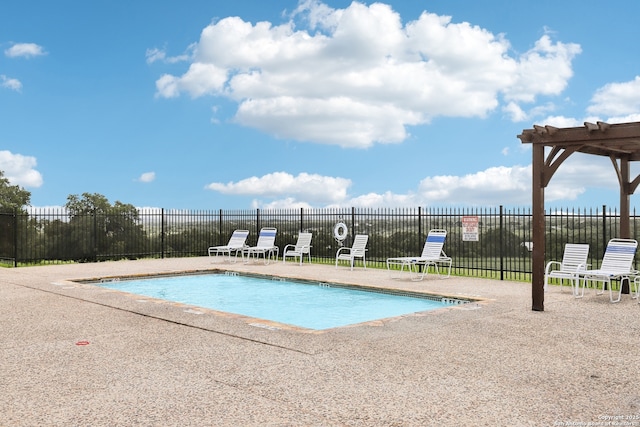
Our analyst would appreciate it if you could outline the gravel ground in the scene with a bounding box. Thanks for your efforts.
[1,257,639,426]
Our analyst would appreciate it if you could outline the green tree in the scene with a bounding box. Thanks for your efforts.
[481,227,523,257]
[0,171,32,262]
[64,193,147,260]
[0,170,31,212]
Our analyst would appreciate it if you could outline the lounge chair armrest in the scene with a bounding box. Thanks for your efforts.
[544,261,561,274]
[575,263,590,272]
[336,247,351,256]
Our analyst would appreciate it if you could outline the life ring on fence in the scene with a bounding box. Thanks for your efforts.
[333,222,348,241]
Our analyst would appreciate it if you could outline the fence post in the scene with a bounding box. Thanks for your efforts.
[219,209,223,246]
[500,205,504,281]
[93,209,97,262]
[418,206,422,240]
[161,208,165,259]
[351,207,356,238]
[13,208,17,267]
[602,205,607,251]
[256,208,261,235]
[300,207,304,232]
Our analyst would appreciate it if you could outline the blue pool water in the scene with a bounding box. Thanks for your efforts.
[97,273,460,330]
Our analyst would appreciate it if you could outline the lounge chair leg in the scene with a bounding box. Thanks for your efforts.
[574,277,585,298]
[611,277,627,303]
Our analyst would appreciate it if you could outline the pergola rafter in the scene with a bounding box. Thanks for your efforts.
[518,121,640,311]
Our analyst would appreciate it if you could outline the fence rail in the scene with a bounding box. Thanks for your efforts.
[1,206,637,281]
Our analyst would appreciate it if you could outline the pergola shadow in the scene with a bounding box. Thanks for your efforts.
[518,121,640,311]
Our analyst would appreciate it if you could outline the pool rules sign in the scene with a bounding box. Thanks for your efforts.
[462,216,479,241]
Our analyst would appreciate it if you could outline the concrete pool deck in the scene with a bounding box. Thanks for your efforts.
[1,257,639,426]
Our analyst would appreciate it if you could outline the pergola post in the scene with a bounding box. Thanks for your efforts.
[620,158,631,294]
[532,143,545,311]
[620,157,630,239]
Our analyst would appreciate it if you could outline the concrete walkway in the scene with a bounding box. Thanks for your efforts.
[1,257,639,426]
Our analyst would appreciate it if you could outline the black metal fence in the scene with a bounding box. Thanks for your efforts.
[1,206,638,281]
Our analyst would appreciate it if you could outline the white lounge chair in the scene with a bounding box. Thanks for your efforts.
[208,230,249,262]
[244,227,279,265]
[282,232,312,265]
[544,243,589,293]
[577,238,638,303]
[335,234,368,270]
[386,229,452,280]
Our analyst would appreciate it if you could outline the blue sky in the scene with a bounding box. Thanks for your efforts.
[2,0,640,210]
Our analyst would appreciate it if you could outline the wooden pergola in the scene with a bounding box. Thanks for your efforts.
[518,121,640,311]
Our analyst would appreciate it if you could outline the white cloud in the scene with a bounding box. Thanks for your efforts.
[417,166,532,205]
[146,45,194,64]
[206,171,351,204]
[534,75,640,128]
[1,75,22,91]
[544,154,616,201]
[240,166,531,208]
[604,113,640,124]
[155,74,181,98]
[226,155,621,209]
[155,63,227,99]
[0,151,43,188]
[3,43,45,92]
[413,156,615,206]
[503,102,527,122]
[502,35,581,103]
[4,43,46,58]
[145,47,166,64]
[347,191,418,208]
[587,76,640,116]
[537,115,582,128]
[137,172,156,183]
[251,197,313,210]
[235,96,420,147]
[504,101,560,123]
[154,1,580,148]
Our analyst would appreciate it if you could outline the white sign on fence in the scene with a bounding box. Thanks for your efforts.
[462,216,479,241]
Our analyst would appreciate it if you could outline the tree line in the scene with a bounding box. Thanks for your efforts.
[1,170,626,274]
[0,170,145,262]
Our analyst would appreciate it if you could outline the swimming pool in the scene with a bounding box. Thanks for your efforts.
[95,272,468,330]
